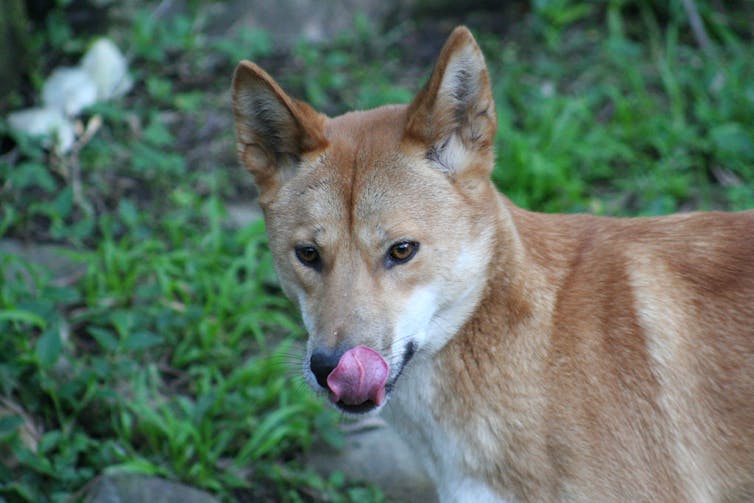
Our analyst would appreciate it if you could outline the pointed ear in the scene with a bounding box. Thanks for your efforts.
[232,61,327,199]
[405,26,497,177]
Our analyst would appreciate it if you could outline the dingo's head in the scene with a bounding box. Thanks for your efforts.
[232,27,499,414]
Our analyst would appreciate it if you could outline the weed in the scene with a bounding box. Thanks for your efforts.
[0,206,365,501]
[488,1,753,214]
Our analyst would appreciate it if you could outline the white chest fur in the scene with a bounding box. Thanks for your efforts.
[384,357,511,503]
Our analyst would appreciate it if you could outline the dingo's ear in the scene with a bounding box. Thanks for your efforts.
[405,26,496,177]
[232,61,327,199]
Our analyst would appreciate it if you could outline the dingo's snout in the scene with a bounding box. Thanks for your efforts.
[309,349,340,390]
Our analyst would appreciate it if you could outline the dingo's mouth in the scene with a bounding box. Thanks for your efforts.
[322,342,417,415]
[331,399,382,415]
[326,346,389,408]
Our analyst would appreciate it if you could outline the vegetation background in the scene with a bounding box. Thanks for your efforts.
[0,0,752,501]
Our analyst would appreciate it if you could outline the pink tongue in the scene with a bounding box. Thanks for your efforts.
[327,346,389,406]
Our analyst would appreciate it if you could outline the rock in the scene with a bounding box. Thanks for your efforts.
[207,0,412,49]
[42,67,98,117]
[85,474,220,503]
[225,203,263,228]
[6,107,76,153]
[80,38,133,101]
[0,239,85,285]
[306,419,437,503]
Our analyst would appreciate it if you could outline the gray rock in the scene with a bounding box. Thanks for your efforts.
[225,203,263,228]
[307,420,438,503]
[0,239,84,284]
[85,474,220,503]
[207,0,412,49]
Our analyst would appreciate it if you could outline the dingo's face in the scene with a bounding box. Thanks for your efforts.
[233,28,498,414]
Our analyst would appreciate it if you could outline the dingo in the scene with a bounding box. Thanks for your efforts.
[232,26,754,502]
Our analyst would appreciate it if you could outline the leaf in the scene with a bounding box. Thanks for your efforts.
[237,404,307,462]
[35,329,62,368]
[0,415,24,439]
[88,327,118,352]
[117,199,140,229]
[123,331,164,351]
[0,310,47,329]
[0,205,18,237]
[710,123,754,161]
[142,115,174,146]
[0,480,37,501]
[37,430,62,454]
[13,444,56,476]
[8,162,56,192]
[54,186,74,214]
[104,458,165,477]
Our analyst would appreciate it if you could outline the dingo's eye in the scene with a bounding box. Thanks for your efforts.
[295,245,322,270]
[387,241,419,266]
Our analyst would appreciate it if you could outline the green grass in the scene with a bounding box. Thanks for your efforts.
[487,2,754,214]
[1,1,753,501]
[0,211,361,501]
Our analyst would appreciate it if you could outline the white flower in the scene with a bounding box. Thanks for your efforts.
[42,67,98,117]
[6,107,76,153]
[80,38,133,101]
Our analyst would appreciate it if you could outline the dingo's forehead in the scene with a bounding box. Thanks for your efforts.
[268,106,457,243]
[325,104,408,155]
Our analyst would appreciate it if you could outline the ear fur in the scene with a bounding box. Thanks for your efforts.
[405,26,497,177]
[232,61,327,198]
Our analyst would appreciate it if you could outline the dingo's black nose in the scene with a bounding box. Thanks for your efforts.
[310,351,341,389]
